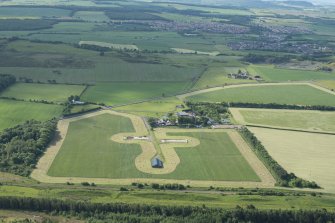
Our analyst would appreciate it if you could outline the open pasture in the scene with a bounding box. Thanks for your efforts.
[81,82,191,106]
[0,7,71,18]
[0,99,63,131]
[2,40,204,84]
[230,108,335,132]
[114,97,184,118]
[0,83,86,102]
[249,127,335,193]
[188,83,335,106]
[194,65,256,89]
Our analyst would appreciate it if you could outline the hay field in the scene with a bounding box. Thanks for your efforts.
[0,83,86,102]
[249,127,335,193]
[188,83,335,106]
[230,108,335,133]
[0,99,63,131]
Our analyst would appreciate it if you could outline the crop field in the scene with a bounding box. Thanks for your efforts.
[188,84,335,106]
[248,65,335,82]
[0,83,86,102]
[0,99,63,131]
[315,80,335,90]
[249,127,335,193]
[81,82,191,105]
[230,108,335,132]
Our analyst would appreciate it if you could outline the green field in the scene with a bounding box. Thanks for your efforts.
[82,82,191,105]
[48,113,259,181]
[0,7,71,18]
[114,97,184,117]
[194,65,256,89]
[249,65,335,82]
[2,40,204,84]
[0,99,63,131]
[231,108,335,132]
[0,83,86,102]
[188,84,335,106]
[48,113,144,178]
[165,132,260,181]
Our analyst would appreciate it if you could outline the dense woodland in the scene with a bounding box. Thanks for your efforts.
[0,119,57,176]
[0,196,334,223]
[0,74,15,92]
[240,128,319,189]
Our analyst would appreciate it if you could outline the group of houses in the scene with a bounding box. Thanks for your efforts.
[227,70,262,81]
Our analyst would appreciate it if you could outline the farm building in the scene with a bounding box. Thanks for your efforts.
[151,158,163,168]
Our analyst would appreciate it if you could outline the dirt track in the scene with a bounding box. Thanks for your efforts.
[31,110,275,188]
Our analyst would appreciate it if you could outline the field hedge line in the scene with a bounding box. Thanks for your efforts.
[0,196,334,223]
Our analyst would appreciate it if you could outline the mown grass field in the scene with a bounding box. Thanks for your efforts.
[231,108,335,132]
[48,113,144,178]
[249,127,335,193]
[82,82,191,105]
[188,84,335,106]
[164,132,260,181]
[0,83,86,102]
[48,113,259,181]
[249,65,335,82]
[0,99,63,131]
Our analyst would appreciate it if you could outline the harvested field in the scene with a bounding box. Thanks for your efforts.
[249,127,335,193]
[230,108,335,133]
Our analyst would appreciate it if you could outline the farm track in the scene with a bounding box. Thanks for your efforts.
[31,110,275,188]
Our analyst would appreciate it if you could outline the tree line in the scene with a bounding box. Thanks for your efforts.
[0,74,16,92]
[229,102,335,111]
[0,119,57,176]
[0,196,333,223]
[240,128,320,189]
